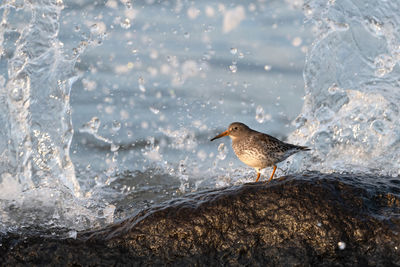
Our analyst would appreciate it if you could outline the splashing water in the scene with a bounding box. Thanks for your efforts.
[0,0,341,233]
[0,0,80,193]
[289,0,400,176]
[0,0,109,232]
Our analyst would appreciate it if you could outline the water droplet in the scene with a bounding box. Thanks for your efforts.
[292,37,302,47]
[187,7,200,19]
[264,65,271,71]
[90,23,99,34]
[124,0,132,9]
[110,143,120,152]
[112,120,121,132]
[229,64,237,73]
[138,76,146,92]
[179,159,186,174]
[184,32,190,39]
[328,83,341,94]
[255,105,265,123]
[120,18,131,29]
[141,121,149,129]
[68,230,77,239]
[230,47,238,55]
[149,106,160,114]
[217,143,227,160]
[338,241,346,250]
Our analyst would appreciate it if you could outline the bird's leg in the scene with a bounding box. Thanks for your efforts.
[255,172,261,182]
[266,165,277,183]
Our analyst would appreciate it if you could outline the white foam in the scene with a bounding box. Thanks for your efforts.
[289,0,400,176]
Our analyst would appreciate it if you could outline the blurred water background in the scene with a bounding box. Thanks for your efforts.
[0,0,399,234]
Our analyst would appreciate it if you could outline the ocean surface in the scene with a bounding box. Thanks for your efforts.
[0,0,399,233]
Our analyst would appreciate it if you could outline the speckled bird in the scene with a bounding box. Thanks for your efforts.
[210,122,310,182]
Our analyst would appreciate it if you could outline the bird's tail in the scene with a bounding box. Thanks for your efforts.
[298,145,311,151]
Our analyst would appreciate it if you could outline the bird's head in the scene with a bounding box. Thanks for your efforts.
[210,122,251,141]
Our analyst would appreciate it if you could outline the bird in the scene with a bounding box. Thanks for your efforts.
[210,122,310,182]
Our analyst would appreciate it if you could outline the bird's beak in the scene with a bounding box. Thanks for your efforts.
[210,130,230,141]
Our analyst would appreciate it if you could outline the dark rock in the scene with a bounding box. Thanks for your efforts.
[1,173,400,266]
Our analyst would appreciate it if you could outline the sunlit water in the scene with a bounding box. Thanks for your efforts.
[0,0,398,234]
[288,0,400,177]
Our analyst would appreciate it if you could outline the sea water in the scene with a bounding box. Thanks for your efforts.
[288,0,400,177]
[0,0,397,233]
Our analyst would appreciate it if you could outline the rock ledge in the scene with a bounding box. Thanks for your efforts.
[1,173,399,266]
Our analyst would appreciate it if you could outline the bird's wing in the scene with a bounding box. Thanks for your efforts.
[252,133,285,149]
[252,133,304,157]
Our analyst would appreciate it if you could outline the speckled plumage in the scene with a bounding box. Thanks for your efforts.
[211,122,309,182]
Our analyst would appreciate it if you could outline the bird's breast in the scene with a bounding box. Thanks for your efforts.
[232,138,272,168]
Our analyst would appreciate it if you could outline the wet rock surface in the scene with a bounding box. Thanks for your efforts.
[1,173,400,266]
